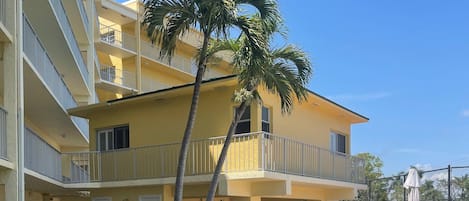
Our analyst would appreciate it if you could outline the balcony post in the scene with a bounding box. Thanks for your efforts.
[133,148,137,179]
[113,151,117,180]
[283,138,287,173]
[318,148,321,178]
[332,151,335,178]
[301,143,304,176]
[260,132,265,171]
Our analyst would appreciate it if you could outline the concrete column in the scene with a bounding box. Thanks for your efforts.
[0,0,24,201]
[87,0,97,103]
[135,1,142,93]
[163,185,174,201]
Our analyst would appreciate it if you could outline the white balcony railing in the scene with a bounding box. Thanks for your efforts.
[49,0,89,86]
[77,0,89,34]
[25,128,62,181]
[141,41,194,75]
[0,107,7,160]
[23,16,89,140]
[99,64,137,89]
[62,132,366,184]
[99,24,137,52]
[0,0,6,26]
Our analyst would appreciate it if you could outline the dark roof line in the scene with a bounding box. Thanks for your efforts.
[107,74,237,104]
[305,89,370,121]
[106,74,369,120]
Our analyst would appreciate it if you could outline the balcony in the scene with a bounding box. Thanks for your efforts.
[97,24,136,58]
[141,41,196,77]
[61,132,365,185]
[0,107,6,160]
[62,0,90,43]
[96,64,137,94]
[23,16,89,143]
[0,0,12,42]
[24,128,62,181]
[23,0,90,97]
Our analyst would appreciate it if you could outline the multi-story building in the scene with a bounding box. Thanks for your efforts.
[0,0,368,201]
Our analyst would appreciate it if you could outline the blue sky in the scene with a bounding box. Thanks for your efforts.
[129,0,469,176]
[275,0,469,176]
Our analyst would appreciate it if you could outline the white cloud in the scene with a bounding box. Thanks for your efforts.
[462,109,469,117]
[414,163,432,171]
[327,92,391,102]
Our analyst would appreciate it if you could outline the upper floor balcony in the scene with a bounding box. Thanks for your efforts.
[0,0,12,42]
[96,64,137,95]
[97,24,137,57]
[57,132,364,186]
[23,16,89,143]
[62,0,90,44]
[141,41,195,76]
[23,0,90,98]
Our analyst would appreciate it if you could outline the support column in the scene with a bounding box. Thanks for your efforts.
[163,185,174,201]
[86,0,97,103]
[0,0,24,201]
[135,1,142,93]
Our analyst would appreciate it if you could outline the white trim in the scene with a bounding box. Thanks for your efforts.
[92,197,112,201]
[139,194,162,201]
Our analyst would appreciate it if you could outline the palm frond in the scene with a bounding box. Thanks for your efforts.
[235,0,284,35]
[142,0,196,61]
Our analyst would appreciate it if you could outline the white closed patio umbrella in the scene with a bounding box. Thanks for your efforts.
[404,168,421,201]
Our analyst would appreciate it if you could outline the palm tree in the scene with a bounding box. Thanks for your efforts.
[203,25,312,201]
[141,1,281,201]
[454,174,469,200]
[421,180,445,201]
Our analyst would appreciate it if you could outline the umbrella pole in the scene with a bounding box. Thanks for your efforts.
[448,165,451,201]
[403,175,407,201]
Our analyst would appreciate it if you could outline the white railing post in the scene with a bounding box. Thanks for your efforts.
[260,132,265,171]
[283,138,287,173]
[301,143,304,176]
[318,148,321,178]
[133,148,137,179]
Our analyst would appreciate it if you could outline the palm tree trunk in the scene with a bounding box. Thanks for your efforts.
[205,100,250,201]
[174,32,210,201]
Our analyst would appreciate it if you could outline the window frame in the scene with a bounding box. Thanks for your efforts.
[234,106,251,134]
[261,106,271,133]
[96,125,130,151]
[330,131,347,154]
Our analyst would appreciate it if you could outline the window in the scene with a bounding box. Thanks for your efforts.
[235,106,250,134]
[97,126,129,151]
[330,132,346,154]
[262,106,271,132]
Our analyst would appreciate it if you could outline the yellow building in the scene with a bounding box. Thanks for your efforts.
[0,0,368,201]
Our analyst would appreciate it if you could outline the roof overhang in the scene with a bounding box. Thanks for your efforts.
[69,75,368,123]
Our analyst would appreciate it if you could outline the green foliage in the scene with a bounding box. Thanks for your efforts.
[420,180,445,201]
[354,153,388,201]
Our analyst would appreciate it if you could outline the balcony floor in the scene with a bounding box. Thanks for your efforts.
[24,59,88,147]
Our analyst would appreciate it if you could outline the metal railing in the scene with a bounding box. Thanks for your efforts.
[0,0,6,26]
[99,64,136,89]
[262,133,366,184]
[23,16,89,140]
[49,0,89,86]
[0,107,7,160]
[77,0,89,34]
[24,128,62,181]
[99,24,137,52]
[62,132,365,184]
[141,41,194,75]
